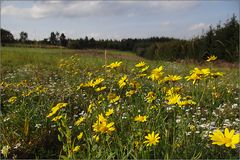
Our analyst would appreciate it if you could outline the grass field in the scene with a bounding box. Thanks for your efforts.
[0,47,239,159]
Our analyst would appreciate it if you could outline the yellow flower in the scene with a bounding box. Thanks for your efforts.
[146,91,157,103]
[177,101,188,107]
[47,103,68,118]
[143,131,160,146]
[21,90,34,97]
[8,96,17,104]
[85,80,94,87]
[186,68,211,84]
[74,116,85,126]
[106,108,114,117]
[92,78,104,87]
[92,114,115,134]
[106,61,122,69]
[137,73,147,77]
[108,93,120,103]
[73,146,80,152]
[77,132,83,140]
[88,102,95,113]
[130,80,141,89]
[87,72,93,77]
[93,135,100,142]
[191,68,208,75]
[150,105,157,110]
[177,100,196,107]
[134,140,140,148]
[163,75,182,82]
[51,115,63,122]
[126,90,136,97]
[201,68,211,76]
[166,87,181,96]
[77,83,84,90]
[95,86,107,92]
[189,124,196,132]
[185,73,201,84]
[148,66,164,81]
[166,94,181,105]
[207,55,217,62]
[118,75,128,89]
[140,66,149,72]
[209,128,239,149]
[135,61,146,67]
[191,68,210,76]
[134,115,148,122]
[211,72,224,78]
[98,113,107,122]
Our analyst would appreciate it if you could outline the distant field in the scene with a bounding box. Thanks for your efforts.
[1,47,141,66]
[1,47,239,159]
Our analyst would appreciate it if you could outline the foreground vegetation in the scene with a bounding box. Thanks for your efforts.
[0,47,239,159]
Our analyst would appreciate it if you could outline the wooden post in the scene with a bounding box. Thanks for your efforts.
[105,50,107,67]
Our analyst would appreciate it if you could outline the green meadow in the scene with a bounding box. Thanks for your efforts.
[0,47,239,159]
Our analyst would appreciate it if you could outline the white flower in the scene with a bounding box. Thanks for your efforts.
[186,132,191,136]
[35,124,42,128]
[14,143,21,149]
[199,124,207,128]
[176,119,181,123]
[3,117,10,122]
[231,103,238,108]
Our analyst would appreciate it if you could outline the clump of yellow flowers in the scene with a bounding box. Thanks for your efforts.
[42,58,237,159]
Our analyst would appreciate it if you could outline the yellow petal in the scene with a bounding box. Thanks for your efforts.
[225,129,235,139]
[232,134,239,144]
[231,144,236,149]
[224,128,230,137]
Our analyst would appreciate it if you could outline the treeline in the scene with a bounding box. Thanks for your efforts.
[142,15,239,62]
[1,15,239,62]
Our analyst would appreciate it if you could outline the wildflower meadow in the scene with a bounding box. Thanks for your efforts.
[0,47,239,159]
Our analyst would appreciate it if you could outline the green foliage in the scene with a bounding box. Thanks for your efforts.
[142,15,239,62]
[19,32,28,43]
[1,28,15,44]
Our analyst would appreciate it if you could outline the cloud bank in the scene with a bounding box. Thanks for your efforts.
[2,1,199,19]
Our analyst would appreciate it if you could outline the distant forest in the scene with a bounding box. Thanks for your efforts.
[1,15,239,62]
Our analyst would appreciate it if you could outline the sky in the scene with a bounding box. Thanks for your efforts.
[1,0,239,40]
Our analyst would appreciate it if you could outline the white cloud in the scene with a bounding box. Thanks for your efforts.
[148,1,199,10]
[1,1,199,19]
[189,23,209,31]
[1,1,101,18]
[1,5,30,17]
